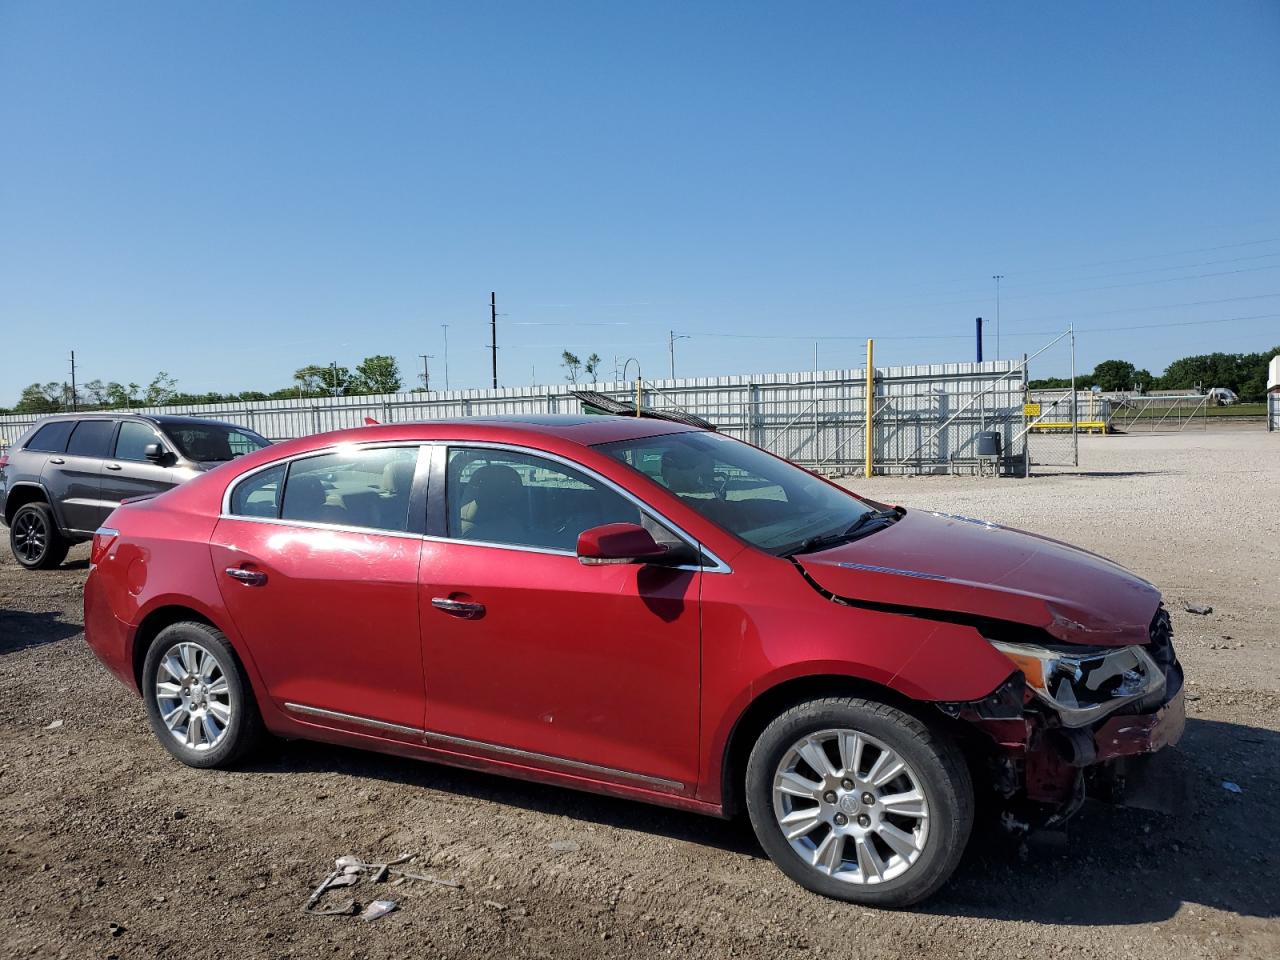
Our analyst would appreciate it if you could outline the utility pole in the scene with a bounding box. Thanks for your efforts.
[329,361,341,397]
[441,324,450,391]
[992,275,1004,361]
[668,329,691,380]
[68,350,78,411]
[490,292,498,388]
[1069,323,1079,467]
[419,354,434,392]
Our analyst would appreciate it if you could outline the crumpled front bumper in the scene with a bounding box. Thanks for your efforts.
[949,612,1185,812]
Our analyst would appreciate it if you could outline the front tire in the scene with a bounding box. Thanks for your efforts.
[142,621,263,769]
[9,502,69,570]
[745,696,973,908]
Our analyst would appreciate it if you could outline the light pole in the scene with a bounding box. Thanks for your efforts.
[441,323,450,391]
[668,330,691,380]
[992,275,1004,361]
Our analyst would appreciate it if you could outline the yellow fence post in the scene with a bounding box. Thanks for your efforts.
[635,378,642,416]
[864,338,874,478]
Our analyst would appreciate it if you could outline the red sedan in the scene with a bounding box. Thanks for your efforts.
[84,415,1183,906]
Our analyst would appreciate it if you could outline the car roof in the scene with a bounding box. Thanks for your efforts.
[300,414,695,448]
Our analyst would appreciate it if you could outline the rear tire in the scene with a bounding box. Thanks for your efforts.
[9,502,69,570]
[745,696,973,908]
[142,621,263,769]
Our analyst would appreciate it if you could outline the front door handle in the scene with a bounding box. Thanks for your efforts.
[105,463,122,471]
[225,567,267,586]
[49,457,65,464]
[431,597,485,619]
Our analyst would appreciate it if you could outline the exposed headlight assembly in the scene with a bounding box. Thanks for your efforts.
[990,640,1165,728]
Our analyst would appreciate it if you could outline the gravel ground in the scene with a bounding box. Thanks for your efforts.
[1,426,1278,959]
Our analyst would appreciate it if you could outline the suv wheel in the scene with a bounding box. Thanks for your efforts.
[9,502,70,570]
[745,696,973,908]
[142,621,264,769]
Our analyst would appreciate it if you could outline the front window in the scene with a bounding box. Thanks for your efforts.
[596,431,875,555]
[446,447,648,552]
[163,423,269,463]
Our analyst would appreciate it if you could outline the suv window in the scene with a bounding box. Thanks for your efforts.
[280,447,419,532]
[446,447,642,552]
[162,423,268,462]
[114,421,163,462]
[25,421,75,453]
[65,420,116,458]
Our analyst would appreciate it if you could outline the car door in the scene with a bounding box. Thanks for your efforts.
[43,419,117,533]
[101,420,181,505]
[418,444,703,793]
[209,444,429,734]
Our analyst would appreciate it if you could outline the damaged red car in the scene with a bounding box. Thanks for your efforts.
[83,416,1184,907]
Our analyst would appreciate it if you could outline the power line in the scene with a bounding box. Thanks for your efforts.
[674,310,1280,343]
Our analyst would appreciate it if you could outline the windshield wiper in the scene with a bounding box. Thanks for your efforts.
[788,508,900,556]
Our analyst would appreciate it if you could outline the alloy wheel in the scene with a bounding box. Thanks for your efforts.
[13,510,48,564]
[771,728,930,885]
[153,641,233,751]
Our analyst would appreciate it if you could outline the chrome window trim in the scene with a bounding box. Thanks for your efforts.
[282,702,684,792]
[439,440,732,574]
[221,441,431,534]
[220,438,732,573]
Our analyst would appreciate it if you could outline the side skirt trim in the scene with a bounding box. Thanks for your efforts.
[282,702,685,793]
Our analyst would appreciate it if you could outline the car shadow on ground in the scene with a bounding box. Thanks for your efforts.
[0,610,83,653]
[240,738,765,859]
[241,716,1279,925]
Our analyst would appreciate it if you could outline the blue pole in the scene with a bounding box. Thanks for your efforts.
[975,317,984,362]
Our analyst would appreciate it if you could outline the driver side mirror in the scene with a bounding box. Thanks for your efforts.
[144,442,167,464]
[577,523,670,566]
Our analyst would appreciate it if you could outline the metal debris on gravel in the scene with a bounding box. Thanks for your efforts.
[302,853,460,917]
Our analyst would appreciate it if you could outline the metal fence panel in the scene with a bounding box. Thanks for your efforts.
[0,361,1029,475]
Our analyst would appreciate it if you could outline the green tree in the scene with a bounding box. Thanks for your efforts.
[353,355,402,394]
[143,371,178,405]
[1090,360,1137,392]
[15,382,65,413]
[561,350,582,384]
[105,382,139,407]
[561,350,601,384]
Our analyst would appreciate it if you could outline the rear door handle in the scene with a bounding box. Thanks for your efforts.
[105,463,122,471]
[431,597,485,619]
[225,567,267,586]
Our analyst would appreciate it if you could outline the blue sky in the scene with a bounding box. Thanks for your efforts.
[2,1,1278,400]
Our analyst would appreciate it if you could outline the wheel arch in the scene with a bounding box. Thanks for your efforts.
[130,605,220,689]
[718,673,924,819]
[4,481,57,526]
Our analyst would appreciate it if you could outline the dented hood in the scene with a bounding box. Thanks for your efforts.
[795,509,1160,647]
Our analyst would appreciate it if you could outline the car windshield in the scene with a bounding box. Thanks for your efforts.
[162,423,269,462]
[596,431,877,555]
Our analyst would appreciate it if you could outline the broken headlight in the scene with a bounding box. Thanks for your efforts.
[989,640,1165,728]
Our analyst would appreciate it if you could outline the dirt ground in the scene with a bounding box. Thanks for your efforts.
[2,425,1278,960]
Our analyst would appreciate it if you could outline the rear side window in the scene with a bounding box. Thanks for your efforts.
[229,464,286,518]
[66,420,116,458]
[281,447,418,532]
[114,422,163,461]
[25,421,75,453]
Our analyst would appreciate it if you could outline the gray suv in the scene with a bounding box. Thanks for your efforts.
[0,413,270,569]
